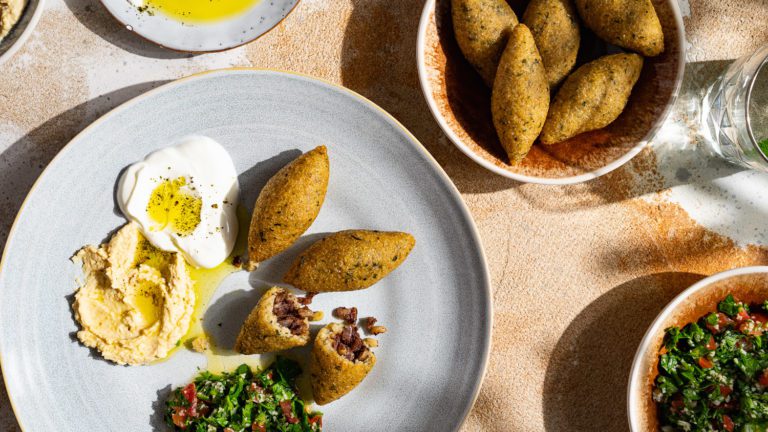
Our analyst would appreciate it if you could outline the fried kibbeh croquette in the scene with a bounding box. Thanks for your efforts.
[575,0,664,56]
[234,287,318,354]
[540,53,643,144]
[490,24,549,164]
[310,323,376,405]
[246,146,329,270]
[284,230,415,293]
[522,0,580,87]
[451,0,518,86]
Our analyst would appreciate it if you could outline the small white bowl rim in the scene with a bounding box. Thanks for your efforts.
[0,0,46,67]
[415,0,687,185]
[626,266,768,432]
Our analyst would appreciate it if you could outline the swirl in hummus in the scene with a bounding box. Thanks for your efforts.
[0,0,26,42]
[72,222,195,366]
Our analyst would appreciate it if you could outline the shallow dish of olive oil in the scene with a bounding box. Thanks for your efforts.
[141,0,261,23]
[98,0,299,52]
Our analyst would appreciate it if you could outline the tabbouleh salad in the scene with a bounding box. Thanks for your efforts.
[654,294,768,431]
[165,357,322,431]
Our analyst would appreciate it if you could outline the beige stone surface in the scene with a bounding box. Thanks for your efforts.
[1,0,768,431]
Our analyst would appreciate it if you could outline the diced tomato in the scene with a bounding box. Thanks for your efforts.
[699,357,714,369]
[252,423,267,432]
[707,336,717,350]
[309,415,323,426]
[739,322,749,333]
[224,428,235,432]
[738,320,763,336]
[197,404,210,417]
[723,415,735,432]
[759,370,768,387]
[720,385,732,397]
[182,383,197,404]
[172,407,188,429]
[737,309,750,322]
[181,383,198,417]
[737,337,755,351]
[671,397,684,411]
[280,400,299,424]
[707,313,734,333]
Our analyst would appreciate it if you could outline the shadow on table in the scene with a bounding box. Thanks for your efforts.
[0,370,20,432]
[339,0,523,195]
[339,1,750,205]
[542,272,705,432]
[62,0,191,59]
[237,149,302,214]
[0,81,168,247]
[150,384,172,431]
[340,3,742,202]
[592,59,739,196]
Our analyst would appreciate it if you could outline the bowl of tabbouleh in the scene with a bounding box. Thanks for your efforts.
[628,266,768,432]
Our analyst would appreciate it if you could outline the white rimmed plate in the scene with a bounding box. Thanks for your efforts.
[99,0,299,52]
[0,69,491,431]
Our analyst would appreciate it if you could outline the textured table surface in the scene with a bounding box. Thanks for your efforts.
[1,0,768,430]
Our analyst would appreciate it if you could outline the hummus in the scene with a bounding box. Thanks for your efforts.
[0,0,26,42]
[72,223,195,366]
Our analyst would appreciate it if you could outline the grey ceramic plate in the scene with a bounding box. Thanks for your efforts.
[0,69,491,431]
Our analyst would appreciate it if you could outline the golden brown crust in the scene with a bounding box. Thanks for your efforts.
[490,24,549,164]
[540,53,643,145]
[234,287,310,354]
[451,0,518,86]
[522,0,580,87]
[575,0,664,56]
[310,323,376,405]
[247,146,329,266]
[284,230,415,292]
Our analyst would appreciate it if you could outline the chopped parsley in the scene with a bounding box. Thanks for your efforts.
[654,295,768,431]
[758,139,768,158]
[165,357,322,431]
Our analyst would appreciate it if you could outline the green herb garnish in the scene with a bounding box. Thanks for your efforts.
[758,139,768,157]
[165,357,322,431]
[654,295,768,431]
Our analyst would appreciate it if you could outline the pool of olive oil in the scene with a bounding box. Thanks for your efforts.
[158,206,262,372]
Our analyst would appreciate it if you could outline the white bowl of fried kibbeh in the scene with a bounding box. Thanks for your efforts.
[417,0,686,184]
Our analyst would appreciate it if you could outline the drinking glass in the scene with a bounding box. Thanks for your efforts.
[701,44,768,171]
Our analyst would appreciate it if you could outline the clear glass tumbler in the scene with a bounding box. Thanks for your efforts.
[701,44,768,171]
